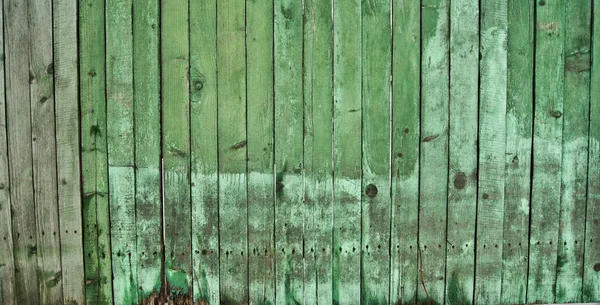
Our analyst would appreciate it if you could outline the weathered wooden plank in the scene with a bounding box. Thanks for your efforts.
[133,0,163,303]
[446,1,479,304]
[247,0,275,304]
[527,0,564,302]
[274,0,304,303]
[79,0,113,303]
[390,0,420,303]
[583,0,600,301]
[29,0,63,302]
[555,0,591,302]
[190,0,219,304]
[106,0,138,303]
[303,0,333,303]
[501,1,534,303]
[217,0,248,302]
[332,0,362,303]
[419,0,449,302]
[361,0,391,303]
[161,0,192,302]
[3,0,40,303]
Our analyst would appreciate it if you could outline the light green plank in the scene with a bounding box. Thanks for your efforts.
[501,1,534,303]
[361,0,391,304]
[217,0,248,302]
[274,0,304,304]
[4,0,40,303]
[133,0,163,303]
[419,0,449,302]
[161,0,193,302]
[583,0,600,301]
[555,0,591,302]
[390,0,420,303]
[190,0,219,304]
[446,1,479,304]
[247,0,275,304]
[106,0,138,303]
[527,0,565,302]
[333,0,362,303]
[303,0,333,303]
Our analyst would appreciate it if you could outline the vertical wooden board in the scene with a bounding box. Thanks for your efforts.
[390,0,420,303]
[133,0,163,303]
[274,0,303,304]
[501,1,534,303]
[303,0,333,303]
[3,0,40,304]
[217,0,248,302]
[106,0,138,303]
[79,0,113,303]
[419,0,449,302]
[527,0,564,302]
[246,0,274,304]
[446,1,479,304]
[361,0,391,304]
[332,0,362,303]
[29,0,63,302]
[583,0,600,301]
[555,0,591,302]
[190,0,219,304]
[161,0,193,302]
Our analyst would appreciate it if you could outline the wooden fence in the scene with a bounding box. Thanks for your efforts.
[0,0,599,304]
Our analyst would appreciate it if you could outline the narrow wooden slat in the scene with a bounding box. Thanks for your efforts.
[501,1,534,303]
[527,0,564,302]
[106,0,138,303]
[217,0,248,302]
[133,0,163,303]
[390,0,420,303]
[445,0,479,304]
[583,0,600,301]
[246,0,275,303]
[190,0,219,303]
[332,0,362,303]
[3,0,40,303]
[79,0,113,303]
[303,0,333,303]
[555,0,591,302]
[360,0,391,303]
[161,0,193,302]
[419,0,449,302]
[274,0,304,303]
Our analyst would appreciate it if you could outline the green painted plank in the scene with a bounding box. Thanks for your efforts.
[555,0,591,302]
[501,1,534,303]
[190,0,219,304]
[133,0,163,303]
[247,0,275,304]
[3,0,40,303]
[475,0,508,304]
[161,0,193,302]
[583,0,600,301]
[419,0,449,302]
[390,0,420,303]
[527,0,564,302]
[274,0,303,304]
[0,3,15,301]
[79,0,113,302]
[360,1,391,304]
[217,0,248,302]
[332,0,362,303]
[29,0,63,302]
[303,0,333,303]
[106,0,138,303]
[446,1,479,304]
